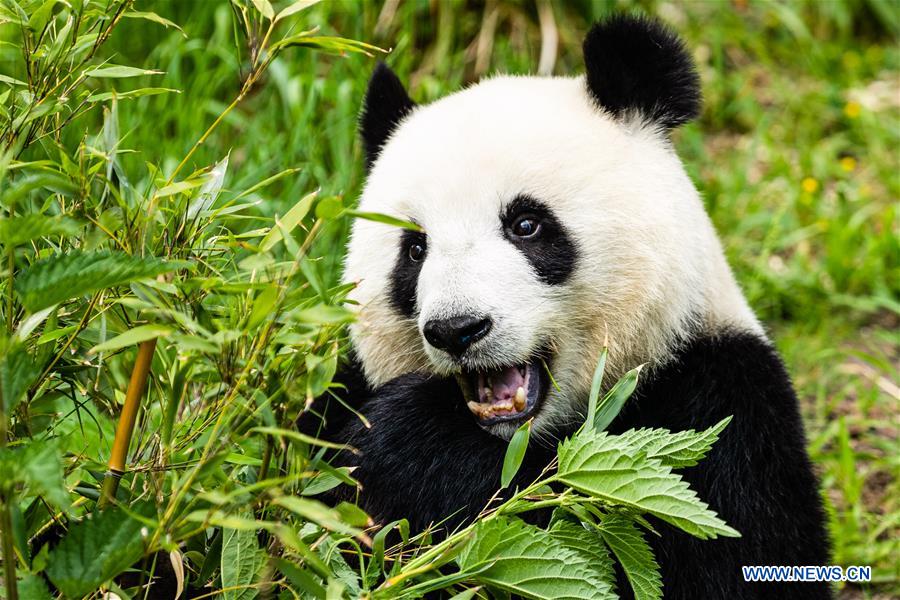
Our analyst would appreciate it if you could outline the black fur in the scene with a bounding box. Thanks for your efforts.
[307,331,832,598]
[360,62,416,169]
[388,229,427,318]
[583,15,701,129]
[501,195,578,286]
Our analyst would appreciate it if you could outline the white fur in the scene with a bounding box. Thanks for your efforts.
[343,75,762,436]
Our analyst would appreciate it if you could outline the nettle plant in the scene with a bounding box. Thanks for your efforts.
[0,1,737,599]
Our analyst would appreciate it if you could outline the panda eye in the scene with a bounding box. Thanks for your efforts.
[511,215,541,239]
[407,242,426,262]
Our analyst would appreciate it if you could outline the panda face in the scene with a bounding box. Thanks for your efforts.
[343,16,761,439]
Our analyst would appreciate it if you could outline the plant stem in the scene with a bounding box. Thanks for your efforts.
[99,338,157,508]
[0,400,17,600]
[0,494,18,600]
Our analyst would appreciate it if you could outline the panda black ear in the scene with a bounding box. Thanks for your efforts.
[582,14,701,129]
[360,62,416,169]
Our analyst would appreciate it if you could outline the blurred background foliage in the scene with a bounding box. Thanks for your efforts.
[0,0,897,598]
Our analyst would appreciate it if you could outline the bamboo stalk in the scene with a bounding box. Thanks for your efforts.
[99,338,157,508]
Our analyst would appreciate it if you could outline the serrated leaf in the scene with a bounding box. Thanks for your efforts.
[593,364,642,431]
[45,505,150,597]
[547,520,616,589]
[456,517,616,599]
[613,417,733,468]
[88,323,174,354]
[17,572,52,600]
[221,511,266,600]
[85,65,163,78]
[0,341,40,413]
[0,214,80,247]
[598,514,661,600]
[557,429,740,540]
[14,250,188,312]
[501,418,532,488]
[0,440,69,509]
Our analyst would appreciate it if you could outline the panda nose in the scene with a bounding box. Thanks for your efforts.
[423,316,493,357]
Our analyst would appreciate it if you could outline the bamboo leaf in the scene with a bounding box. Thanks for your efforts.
[593,363,643,431]
[88,324,174,354]
[260,190,317,251]
[501,419,532,488]
[85,65,164,78]
[275,0,321,22]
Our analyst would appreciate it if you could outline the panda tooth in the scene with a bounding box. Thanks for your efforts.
[467,401,483,416]
[514,386,526,410]
[484,387,493,401]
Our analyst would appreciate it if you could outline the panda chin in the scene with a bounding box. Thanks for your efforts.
[458,355,549,433]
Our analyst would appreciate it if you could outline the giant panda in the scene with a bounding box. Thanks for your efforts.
[303,14,832,599]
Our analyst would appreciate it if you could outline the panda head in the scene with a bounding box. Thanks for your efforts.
[343,15,760,440]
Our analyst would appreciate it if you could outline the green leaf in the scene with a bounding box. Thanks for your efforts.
[0,214,80,247]
[247,285,280,330]
[547,520,616,589]
[221,511,267,600]
[17,572,52,600]
[260,190,317,251]
[186,154,229,220]
[275,0,321,22]
[501,419,532,488]
[14,250,188,312]
[0,341,40,413]
[88,324,174,354]
[122,10,185,35]
[598,513,662,600]
[156,179,204,197]
[456,517,616,599]
[251,0,274,19]
[613,417,733,468]
[45,505,150,597]
[86,87,180,103]
[271,35,384,57]
[593,364,642,431]
[272,496,364,539]
[584,346,608,431]
[314,196,342,219]
[85,65,163,78]
[0,440,69,510]
[556,429,740,540]
[345,210,423,231]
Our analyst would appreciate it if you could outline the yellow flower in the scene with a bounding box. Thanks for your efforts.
[840,156,857,172]
[801,177,819,193]
[844,101,861,119]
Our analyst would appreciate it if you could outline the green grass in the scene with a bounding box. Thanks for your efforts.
[1,0,897,598]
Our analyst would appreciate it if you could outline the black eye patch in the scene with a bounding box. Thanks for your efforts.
[388,229,427,318]
[501,195,578,285]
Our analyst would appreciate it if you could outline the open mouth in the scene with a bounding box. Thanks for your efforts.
[458,355,549,426]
